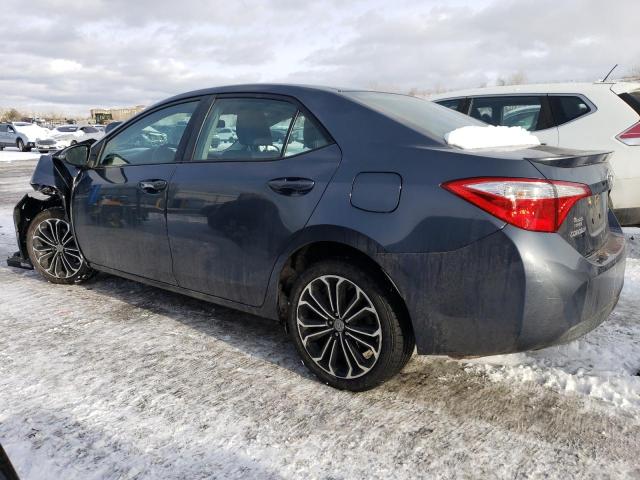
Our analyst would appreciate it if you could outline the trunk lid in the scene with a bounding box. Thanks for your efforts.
[524,146,613,257]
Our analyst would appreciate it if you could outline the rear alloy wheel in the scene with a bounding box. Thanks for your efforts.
[26,208,94,284]
[288,260,414,391]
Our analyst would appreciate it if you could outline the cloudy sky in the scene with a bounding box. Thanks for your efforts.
[2,0,639,116]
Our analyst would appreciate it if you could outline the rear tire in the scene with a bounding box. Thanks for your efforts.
[287,260,414,391]
[26,208,94,284]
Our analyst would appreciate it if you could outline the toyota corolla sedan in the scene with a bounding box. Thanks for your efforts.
[7,85,626,391]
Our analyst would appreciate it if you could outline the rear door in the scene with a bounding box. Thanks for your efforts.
[167,95,341,306]
[72,99,202,284]
[468,95,559,146]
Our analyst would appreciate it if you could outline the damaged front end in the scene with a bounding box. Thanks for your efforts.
[7,151,80,270]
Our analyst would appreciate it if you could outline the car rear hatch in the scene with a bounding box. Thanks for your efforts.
[524,146,613,257]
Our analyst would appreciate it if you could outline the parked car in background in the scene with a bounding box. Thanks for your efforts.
[8,85,625,391]
[0,122,50,152]
[35,125,105,153]
[104,121,122,135]
[431,81,640,226]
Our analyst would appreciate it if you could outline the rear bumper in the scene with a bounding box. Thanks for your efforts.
[377,214,626,356]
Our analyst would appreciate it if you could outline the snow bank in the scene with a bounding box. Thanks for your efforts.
[445,125,541,149]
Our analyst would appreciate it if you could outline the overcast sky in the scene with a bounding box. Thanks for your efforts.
[2,0,639,116]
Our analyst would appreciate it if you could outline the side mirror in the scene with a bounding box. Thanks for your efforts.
[58,143,90,168]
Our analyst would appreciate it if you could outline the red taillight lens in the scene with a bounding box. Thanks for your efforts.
[617,122,640,146]
[442,177,591,232]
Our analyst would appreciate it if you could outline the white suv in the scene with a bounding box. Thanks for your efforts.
[431,82,640,226]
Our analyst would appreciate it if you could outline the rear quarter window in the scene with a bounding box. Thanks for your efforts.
[549,96,592,126]
[618,91,640,115]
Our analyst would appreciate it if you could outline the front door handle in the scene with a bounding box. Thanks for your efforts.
[268,177,315,196]
[138,179,168,194]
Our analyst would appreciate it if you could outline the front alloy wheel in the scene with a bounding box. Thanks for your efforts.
[26,208,94,284]
[288,260,414,391]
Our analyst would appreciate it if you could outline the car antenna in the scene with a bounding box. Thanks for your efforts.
[601,64,618,82]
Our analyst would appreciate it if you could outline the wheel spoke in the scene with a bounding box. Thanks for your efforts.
[343,305,376,324]
[321,277,336,313]
[301,327,333,347]
[341,290,362,320]
[37,226,56,246]
[33,234,56,248]
[307,289,333,319]
[338,335,354,378]
[298,299,329,320]
[311,336,333,362]
[345,324,381,337]
[345,331,379,359]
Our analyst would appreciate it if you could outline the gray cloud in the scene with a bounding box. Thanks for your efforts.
[1,0,638,116]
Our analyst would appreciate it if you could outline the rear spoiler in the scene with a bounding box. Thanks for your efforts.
[524,149,611,168]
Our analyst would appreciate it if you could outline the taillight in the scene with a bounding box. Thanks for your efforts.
[442,177,591,232]
[617,122,640,146]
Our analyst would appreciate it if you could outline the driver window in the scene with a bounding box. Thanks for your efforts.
[99,101,199,166]
[193,98,297,161]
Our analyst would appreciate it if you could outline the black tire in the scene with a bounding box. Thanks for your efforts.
[39,150,48,154]
[17,138,28,152]
[0,145,4,150]
[26,208,94,284]
[70,140,77,145]
[287,260,414,391]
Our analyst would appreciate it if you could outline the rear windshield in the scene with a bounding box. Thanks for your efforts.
[345,91,483,141]
[619,91,640,115]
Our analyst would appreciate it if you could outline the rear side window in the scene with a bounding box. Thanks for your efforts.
[283,113,330,157]
[549,96,592,126]
[469,96,546,131]
[436,98,464,112]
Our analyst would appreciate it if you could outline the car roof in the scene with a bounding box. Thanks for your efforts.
[155,83,390,108]
[428,81,640,101]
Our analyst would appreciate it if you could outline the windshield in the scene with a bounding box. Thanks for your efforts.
[345,91,483,141]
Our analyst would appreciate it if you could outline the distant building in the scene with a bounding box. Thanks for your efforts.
[90,105,145,124]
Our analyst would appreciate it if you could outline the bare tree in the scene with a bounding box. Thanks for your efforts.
[0,108,22,122]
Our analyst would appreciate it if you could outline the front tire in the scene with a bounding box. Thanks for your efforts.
[17,138,29,152]
[26,208,94,284]
[288,260,414,391]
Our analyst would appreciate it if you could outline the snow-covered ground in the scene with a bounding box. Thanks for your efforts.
[0,148,43,163]
[0,156,639,479]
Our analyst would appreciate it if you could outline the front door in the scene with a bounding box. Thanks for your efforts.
[72,99,201,284]
[167,96,341,306]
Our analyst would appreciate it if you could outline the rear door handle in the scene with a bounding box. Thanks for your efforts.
[268,177,315,196]
[138,179,168,194]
